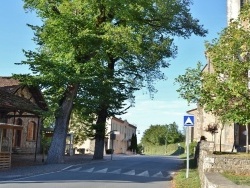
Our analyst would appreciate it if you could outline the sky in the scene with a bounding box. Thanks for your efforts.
[0,1,227,142]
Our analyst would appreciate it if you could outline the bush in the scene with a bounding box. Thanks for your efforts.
[77,148,85,154]
[106,149,114,154]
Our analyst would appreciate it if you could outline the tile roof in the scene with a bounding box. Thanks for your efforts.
[0,76,47,113]
[0,77,20,93]
[0,89,43,115]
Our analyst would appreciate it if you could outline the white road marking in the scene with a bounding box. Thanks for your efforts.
[94,168,108,173]
[123,170,135,175]
[68,167,82,172]
[136,171,149,177]
[80,167,95,173]
[152,171,164,178]
[108,169,121,174]
[67,166,172,179]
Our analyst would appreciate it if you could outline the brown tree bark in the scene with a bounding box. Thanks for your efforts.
[246,124,249,154]
[93,107,108,160]
[46,84,79,164]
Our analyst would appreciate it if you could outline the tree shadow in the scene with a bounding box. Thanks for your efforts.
[170,147,185,156]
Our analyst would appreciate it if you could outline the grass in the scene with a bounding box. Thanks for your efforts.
[213,152,250,186]
[172,152,250,188]
[222,172,250,186]
[213,151,250,158]
[172,158,201,188]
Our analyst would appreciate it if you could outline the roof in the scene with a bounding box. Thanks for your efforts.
[112,116,137,129]
[0,89,43,115]
[0,77,47,111]
[186,108,197,113]
[0,77,20,93]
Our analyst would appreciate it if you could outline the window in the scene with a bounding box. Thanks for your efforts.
[15,118,23,125]
[27,121,37,141]
[3,129,7,138]
[0,112,7,123]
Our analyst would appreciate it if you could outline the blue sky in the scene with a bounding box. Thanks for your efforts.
[0,1,227,141]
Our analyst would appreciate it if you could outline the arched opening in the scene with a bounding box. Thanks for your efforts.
[27,121,37,141]
[14,118,23,147]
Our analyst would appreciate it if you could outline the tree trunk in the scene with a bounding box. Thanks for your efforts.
[219,124,224,153]
[46,84,79,164]
[93,108,108,160]
[246,124,249,154]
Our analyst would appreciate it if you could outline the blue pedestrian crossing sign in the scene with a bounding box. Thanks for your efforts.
[184,115,194,126]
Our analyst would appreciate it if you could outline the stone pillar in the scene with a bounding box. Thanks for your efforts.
[198,141,214,188]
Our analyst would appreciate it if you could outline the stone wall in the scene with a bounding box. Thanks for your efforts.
[198,141,250,188]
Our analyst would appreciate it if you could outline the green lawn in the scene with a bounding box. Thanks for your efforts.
[172,153,250,188]
[223,172,250,186]
[172,168,200,188]
[172,157,201,188]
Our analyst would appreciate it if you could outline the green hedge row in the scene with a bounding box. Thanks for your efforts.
[142,142,197,156]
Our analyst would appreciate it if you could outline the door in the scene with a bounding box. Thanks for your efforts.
[14,130,21,147]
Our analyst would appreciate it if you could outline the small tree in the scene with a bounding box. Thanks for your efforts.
[205,123,218,151]
[130,133,137,153]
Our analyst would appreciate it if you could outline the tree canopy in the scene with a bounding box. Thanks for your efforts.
[175,4,250,151]
[174,62,203,105]
[141,122,184,146]
[18,0,207,163]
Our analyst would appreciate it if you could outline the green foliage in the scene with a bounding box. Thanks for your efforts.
[201,4,250,125]
[141,122,184,147]
[143,145,166,155]
[19,0,207,118]
[223,172,250,186]
[142,142,185,156]
[130,133,138,152]
[199,3,250,153]
[19,0,207,160]
[173,163,200,188]
[137,143,144,154]
[68,111,92,145]
[174,62,204,104]
[189,141,197,156]
[175,4,250,153]
[41,133,52,154]
[167,122,185,143]
[141,125,167,145]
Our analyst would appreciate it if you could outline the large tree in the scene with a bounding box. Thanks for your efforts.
[19,0,207,163]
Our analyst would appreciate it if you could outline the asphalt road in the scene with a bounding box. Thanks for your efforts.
[0,155,183,188]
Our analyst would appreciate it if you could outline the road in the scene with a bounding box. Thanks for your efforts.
[0,155,183,188]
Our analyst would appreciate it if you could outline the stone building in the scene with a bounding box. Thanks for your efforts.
[74,117,137,155]
[187,0,250,152]
[0,77,47,155]
[106,117,137,154]
[187,64,236,151]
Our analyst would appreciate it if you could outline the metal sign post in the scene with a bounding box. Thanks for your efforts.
[186,126,189,178]
[184,115,194,179]
[109,130,120,160]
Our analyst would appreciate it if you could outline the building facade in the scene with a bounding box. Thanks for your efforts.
[187,64,235,151]
[106,117,137,154]
[75,117,137,155]
[188,0,250,151]
[0,77,47,154]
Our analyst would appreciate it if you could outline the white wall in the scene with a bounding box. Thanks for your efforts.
[227,0,241,24]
